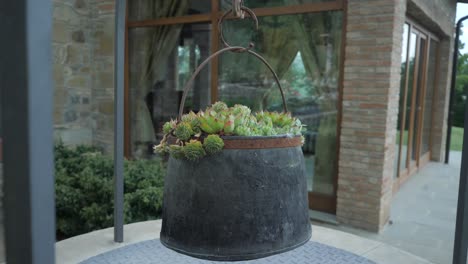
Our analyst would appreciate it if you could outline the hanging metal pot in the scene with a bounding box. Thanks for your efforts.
[160,2,311,261]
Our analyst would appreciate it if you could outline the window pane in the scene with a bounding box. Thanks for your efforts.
[128,24,212,157]
[129,1,211,21]
[395,23,409,178]
[220,0,334,9]
[411,37,426,161]
[401,32,417,170]
[421,40,438,155]
[218,11,342,195]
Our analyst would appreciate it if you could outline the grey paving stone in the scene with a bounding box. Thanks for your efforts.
[80,239,376,264]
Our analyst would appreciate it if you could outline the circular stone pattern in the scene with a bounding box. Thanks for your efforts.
[81,239,376,264]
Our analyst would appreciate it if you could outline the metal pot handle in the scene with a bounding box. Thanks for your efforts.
[177,5,288,120]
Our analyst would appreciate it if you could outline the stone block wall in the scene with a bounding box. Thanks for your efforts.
[89,0,116,153]
[52,0,115,153]
[52,0,94,145]
[337,0,406,232]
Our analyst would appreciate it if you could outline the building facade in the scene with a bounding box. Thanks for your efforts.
[53,0,458,232]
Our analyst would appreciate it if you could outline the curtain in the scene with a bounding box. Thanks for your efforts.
[257,15,299,110]
[131,0,189,157]
[291,1,342,193]
[216,2,298,110]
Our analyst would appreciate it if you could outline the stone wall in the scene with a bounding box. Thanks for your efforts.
[53,0,115,153]
[53,0,94,146]
[90,0,116,153]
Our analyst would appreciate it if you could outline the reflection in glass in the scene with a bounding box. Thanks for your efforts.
[421,40,438,155]
[411,37,426,161]
[220,0,334,10]
[401,32,417,171]
[395,23,409,178]
[128,23,211,157]
[218,12,342,195]
[129,1,211,21]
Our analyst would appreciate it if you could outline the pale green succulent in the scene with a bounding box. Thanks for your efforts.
[211,101,228,113]
[199,111,224,134]
[203,135,224,155]
[232,104,251,118]
[234,125,252,136]
[183,140,206,161]
[158,102,305,160]
[223,115,235,134]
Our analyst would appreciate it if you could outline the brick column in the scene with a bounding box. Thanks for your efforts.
[431,38,454,162]
[337,0,406,232]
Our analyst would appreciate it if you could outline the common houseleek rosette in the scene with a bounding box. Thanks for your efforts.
[154,102,305,161]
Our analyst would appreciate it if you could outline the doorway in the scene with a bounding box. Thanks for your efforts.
[394,21,440,188]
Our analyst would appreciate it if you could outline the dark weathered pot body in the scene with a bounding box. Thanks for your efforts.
[160,135,311,261]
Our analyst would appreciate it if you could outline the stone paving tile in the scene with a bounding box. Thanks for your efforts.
[80,239,376,264]
[363,244,433,264]
[314,151,462,264]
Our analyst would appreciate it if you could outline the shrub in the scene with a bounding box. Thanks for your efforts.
[55,142,165,239]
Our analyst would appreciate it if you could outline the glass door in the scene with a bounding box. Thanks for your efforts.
[126,1,346,214]
[408,32,427,174]
[395,22,439,185]
[218,11,343,214]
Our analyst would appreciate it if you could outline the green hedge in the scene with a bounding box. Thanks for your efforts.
[55,142,165,239]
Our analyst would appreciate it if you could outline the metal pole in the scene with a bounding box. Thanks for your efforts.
[114,0,126,243]
[446,16,468,164]
[454,77,468,264]
[0,1,55,263]
[453,17,468,262]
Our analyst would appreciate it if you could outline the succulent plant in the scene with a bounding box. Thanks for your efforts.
[211,101,228,113]
[232,104,251,117]
[199,111,224,134]
[169,145,185,159]
[234,125,252,136]
[154,142,169,154]
[157,101,305,160]
[174,122,193,141]
[203,135,224,155]
[181,111,201,132]
[163,120,176,134]
[223,115,235,134]
[183,140,206,161]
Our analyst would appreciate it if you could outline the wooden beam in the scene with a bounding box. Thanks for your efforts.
[128,1,344,28]
[128,13,212,28]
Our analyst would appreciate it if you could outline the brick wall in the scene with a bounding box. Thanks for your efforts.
[337,0,406,231]
[338,0,456,231]
[431,39,454,161]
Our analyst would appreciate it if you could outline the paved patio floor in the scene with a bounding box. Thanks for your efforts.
[56,220,433,264]
[314,151,461,264]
